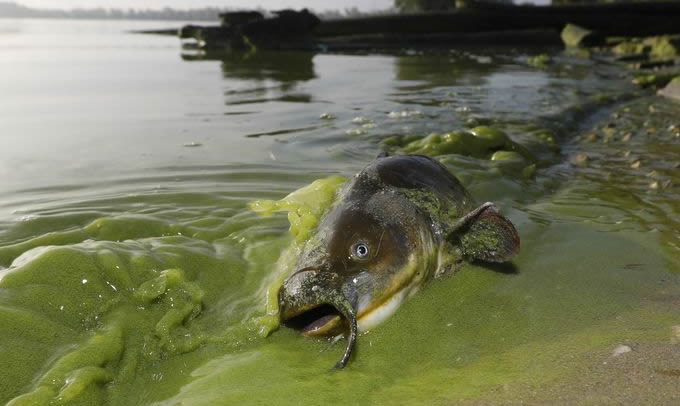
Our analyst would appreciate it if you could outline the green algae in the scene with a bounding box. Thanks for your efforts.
[648,36,679,60]
[391,126,535,163]
[613,36,680,60]
[249,175,347,243]
[490,150,524,162]
[632,72,677,88]
[612,40,648,56]
[561,23,603,48]
[527,54,551,69]
[247,176,348,337]
[0,236,245,405]
[143,221,680,405]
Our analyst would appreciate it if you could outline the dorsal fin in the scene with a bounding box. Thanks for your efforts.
[448,203,520,263]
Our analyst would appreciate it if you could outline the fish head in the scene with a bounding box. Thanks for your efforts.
[279,190,434,339]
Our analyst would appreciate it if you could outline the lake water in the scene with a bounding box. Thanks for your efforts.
[1,19,678,405]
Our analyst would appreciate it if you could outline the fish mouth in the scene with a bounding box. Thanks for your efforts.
[281,303,343,336]
[278,268,358,368]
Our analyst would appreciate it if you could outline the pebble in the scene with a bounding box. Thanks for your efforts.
[585,133,599,142]
[612,344,632,356]
[630,160,642,169]
[570,153,589,167]
[671,326,680,345]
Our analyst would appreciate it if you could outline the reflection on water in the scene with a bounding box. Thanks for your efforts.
[0,19,678,406]
[394,51,501,89]
[183,51,316,106]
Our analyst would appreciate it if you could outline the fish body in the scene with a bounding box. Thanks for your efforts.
[278,154,519,368]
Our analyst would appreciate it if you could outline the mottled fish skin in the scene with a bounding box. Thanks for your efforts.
[278,154,519,369]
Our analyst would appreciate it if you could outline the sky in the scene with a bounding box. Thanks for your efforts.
[18,1,395,11]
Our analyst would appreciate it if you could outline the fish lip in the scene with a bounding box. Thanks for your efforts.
[278,268,352,337]
[278,267,359,368]
[280,303,343,336]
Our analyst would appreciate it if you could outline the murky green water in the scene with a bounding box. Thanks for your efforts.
[1,19,678,405]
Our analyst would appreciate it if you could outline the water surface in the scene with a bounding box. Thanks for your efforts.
[1,19,678,405]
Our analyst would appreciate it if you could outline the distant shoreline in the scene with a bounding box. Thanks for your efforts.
[0,2,391,22]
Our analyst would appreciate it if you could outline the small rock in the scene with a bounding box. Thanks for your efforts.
[585,133,599,142]
[612,344,632,356]
[631,160,642,169]
[649,181,660,190]
[571,153,589,167]
[671,326,680,345]
[658,76,680,101]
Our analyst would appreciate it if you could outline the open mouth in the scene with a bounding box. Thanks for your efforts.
[282,304,343,336]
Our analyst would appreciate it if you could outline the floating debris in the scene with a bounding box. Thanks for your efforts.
[388,110,424,119]
[351,116,373,125]
[319,112,336,120]
[528,54,551,68]
[183,142,202,148]
[345,128,366,136]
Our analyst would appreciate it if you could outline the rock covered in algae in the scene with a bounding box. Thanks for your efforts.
[528,54,551,69]
[400,127,500,157]
[561,24,604,48]
[632,72,678,88]
[613,35,680,60]
[393,126,536,163]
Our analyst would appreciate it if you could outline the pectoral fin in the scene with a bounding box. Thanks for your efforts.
[448,202,520,263]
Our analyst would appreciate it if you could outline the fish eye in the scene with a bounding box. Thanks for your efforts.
[351,242,370,260]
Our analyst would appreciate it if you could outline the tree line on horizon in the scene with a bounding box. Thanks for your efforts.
[0,1,396,21]
[0,0,653,21]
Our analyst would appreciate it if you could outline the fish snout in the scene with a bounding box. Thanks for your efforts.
[278,267,359,368]
[278,267,351,336]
